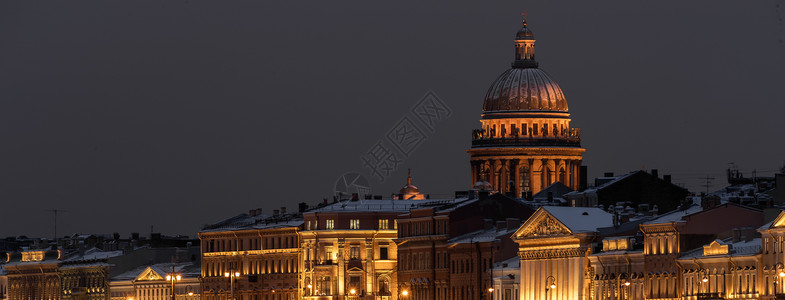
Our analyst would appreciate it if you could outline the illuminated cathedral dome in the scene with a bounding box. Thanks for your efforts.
[396,169,426,200]
[468,15,585,198]
[482,68,568,112]
[482,16,568,113]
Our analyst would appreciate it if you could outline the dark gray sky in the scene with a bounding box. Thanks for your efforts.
[1,1,784,239]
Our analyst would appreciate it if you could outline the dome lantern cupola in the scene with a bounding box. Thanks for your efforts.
[514,13,538,68]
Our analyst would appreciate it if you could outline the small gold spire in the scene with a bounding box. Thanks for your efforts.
[521,11,528,26]
[407,168,412,185]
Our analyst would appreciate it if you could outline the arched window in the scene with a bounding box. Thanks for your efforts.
[520,165,531,193]
[378,276,391,296]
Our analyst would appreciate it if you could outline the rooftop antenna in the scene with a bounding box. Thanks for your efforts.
[701,176,715,195]
[42,209,69,247]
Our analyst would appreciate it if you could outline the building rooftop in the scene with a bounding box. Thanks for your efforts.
[112,261,200,281]
[543,206,614,233]
[642,204,703,225]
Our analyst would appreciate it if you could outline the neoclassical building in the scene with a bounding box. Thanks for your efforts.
[109,262,201,300]
[512,206,613,300]
[299,199,408,300]
[467,16,585,198]
[199,209,303,300]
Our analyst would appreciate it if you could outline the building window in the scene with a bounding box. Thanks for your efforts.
[379,246,388,260]
[326,220,334,230]
[325,247,334,262]
[379,219,389,230]
[350,246,360,260]
[350,219,359,229]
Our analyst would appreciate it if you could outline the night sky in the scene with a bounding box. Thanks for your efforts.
[1,1,784,239]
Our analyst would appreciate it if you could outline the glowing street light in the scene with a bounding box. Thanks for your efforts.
[224,271,241,300]
[166,264,182,300]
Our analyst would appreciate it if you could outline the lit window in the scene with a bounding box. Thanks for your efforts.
[306,221,311,230]
[326,220,334,230]
[350,246,360,259]
[350,219,360,229]
[379,219,389,230]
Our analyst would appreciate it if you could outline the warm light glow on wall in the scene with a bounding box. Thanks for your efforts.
[703,241,729,256]
[21,251,45,262]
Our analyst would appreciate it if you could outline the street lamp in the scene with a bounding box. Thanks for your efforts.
[487,287,494,300]
[307,284,313,296]
[401,289,409,297]
[166,265,182,300]
[545,276,556,300]
[224,271,241,300]
[777,263,785,295]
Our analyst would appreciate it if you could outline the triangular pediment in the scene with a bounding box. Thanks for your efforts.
[514,207,572,239]
[135,267,165,281]
[772,211,785,229]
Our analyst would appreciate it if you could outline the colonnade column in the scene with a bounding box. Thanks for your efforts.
[513,159,521,198]
[501,159,509,193]
[489,160,498,190]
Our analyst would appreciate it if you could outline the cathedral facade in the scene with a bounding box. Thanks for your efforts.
[467,16,585,198]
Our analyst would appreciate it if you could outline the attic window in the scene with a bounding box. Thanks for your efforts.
[582,212,589,215]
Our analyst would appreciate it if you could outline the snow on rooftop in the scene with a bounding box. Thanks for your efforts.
[543,206,613,233]
[308,198,469,213]
[448,227,516,245]
[643,204,703,225]
[65,248,123,261]
[492,256,520,270]
[679,237,762,259]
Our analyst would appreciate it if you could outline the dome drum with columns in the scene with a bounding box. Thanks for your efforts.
[467,16,585,198]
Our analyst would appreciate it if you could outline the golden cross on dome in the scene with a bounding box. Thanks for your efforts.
[521,11,528,25]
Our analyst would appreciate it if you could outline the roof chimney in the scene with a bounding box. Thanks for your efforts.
[496,221,506,231]
[604,172,614,177]
[280,207,286,214]
[651,169,659,178]
[273,209,279,216]
[484,219,494,230]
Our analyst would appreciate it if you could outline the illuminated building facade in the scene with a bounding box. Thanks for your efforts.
[512,207,613,300]
[4,250,62,300]
[199,210,302,300]
[109,262,201,300]
[3,250,112,300]
[467,16,585,198]
[395,193,531,300]
[512,199,775,300]
[299,199,414,300]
